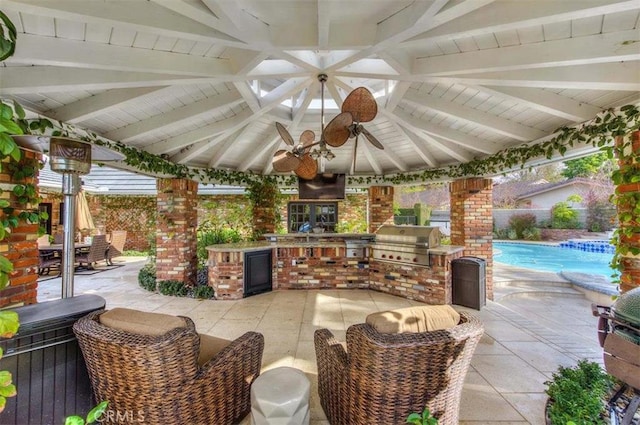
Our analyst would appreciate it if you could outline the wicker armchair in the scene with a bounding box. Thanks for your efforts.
[74,309,264,425]
[314,310,483,425]
[75,234,110,269]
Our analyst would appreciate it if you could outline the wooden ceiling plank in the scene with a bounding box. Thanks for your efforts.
[0,66,201,94]
[404,0,639,46]
[403,88,546,141]
[105,89,244,141]
[413,29,640,76]
[477,85,602,121]
[8,33,235,77]
[143,109,253,155]
[4,0,245,47]
[49,86,167,123]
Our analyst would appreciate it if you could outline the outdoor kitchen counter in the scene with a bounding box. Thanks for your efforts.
[428,245,465,255]
[206,241,271,252]
[263,233,375,241]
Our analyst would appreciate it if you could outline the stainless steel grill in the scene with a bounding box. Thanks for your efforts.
[372,225,441,266]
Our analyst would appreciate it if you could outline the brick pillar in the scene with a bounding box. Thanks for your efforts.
[450,178,494,301]
[615,131,640,293]
[156,178,198,286]
[0,150,40,307]
[368,186,394,233]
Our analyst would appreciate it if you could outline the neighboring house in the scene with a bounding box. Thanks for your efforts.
[512,178,613,208]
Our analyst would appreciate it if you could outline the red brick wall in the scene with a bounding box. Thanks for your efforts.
[369,251,464,304]
[369,186,394,233]
[208,250,245,300]
[616,131,640,293]
[0,150,40,307]
[450,178,494,300]
[155,178,198,285]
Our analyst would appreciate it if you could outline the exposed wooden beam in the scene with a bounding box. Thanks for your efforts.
[2,0,246,47]
[0,66,201,94]
[402,88,546,141]
[49,87,167,123]
[105,89,244,142]
[9,33,234,77]
[413,30,640,76]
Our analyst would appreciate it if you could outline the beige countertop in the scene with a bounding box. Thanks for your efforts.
[206,241,272,252]
[428,245,465,255]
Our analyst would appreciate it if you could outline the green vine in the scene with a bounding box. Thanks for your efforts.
[245,179,284,239]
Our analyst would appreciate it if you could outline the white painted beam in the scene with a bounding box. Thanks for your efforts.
[9,34,234,77]
[0,66,201,94]
[49,87,167,123]
[402,88,546,141]
[477,86,602,122]
[150,0,242,41]
[105,89,244,142]
[234,81,261,113]
[325,0,492,71]
[413,30,640,76]
[164,78,313,163]
[143,109,253,155]
[403,0,640,47]
[208,122,260,167]
[317,0,330,48]
[201,0,271,47]
[2,0,245,47]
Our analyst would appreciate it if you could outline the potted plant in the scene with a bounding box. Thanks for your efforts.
[544,360,614,424]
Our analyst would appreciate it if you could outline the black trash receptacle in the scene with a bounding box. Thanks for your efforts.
[0,294,105,425]
[452,257,486,310]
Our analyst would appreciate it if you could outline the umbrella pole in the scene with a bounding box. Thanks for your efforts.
[61,174,80,298]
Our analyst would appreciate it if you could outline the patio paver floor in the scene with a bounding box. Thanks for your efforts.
[37,258,606,425]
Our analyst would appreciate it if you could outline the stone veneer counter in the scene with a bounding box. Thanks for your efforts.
[207,235,468,304]
[206,241,271,252]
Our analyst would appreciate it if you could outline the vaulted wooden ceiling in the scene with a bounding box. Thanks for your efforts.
[2,0,639,180]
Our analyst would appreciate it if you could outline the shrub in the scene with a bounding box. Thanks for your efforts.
[138,263,156,292]
[522,227,541,241]
[158,280,188,297]
[508,213,537,239]
[192,285,215,300]
[493,228,510,240]
[545,360,613,424]
[586,200,616,233]
[551,195,582,229]
[197,228,242,267]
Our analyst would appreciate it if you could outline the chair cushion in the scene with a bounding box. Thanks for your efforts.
[365,305,460,334]
[100,308,186,336]
[197,334,231,366]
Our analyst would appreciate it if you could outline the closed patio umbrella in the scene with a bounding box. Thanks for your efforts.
[75,190,95,234]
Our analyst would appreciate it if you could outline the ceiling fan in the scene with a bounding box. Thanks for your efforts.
[272,74,384,180]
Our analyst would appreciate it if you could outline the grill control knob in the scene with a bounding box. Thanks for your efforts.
[381,254,386,258]
[396,256,401,260]
[413,258,418,262]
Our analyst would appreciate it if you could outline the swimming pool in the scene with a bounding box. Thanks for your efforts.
[493,242,615,279]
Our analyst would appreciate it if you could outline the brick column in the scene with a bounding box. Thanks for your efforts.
[368,186,394,233]
[615,131,640,293]
[156,178,198,286]
[0,150,40,307]
[450,178,494,301]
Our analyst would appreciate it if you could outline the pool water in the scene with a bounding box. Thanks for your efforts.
[493,242,615,279]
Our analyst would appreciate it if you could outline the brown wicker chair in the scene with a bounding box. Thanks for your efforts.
[75,234,110,269]
[73,309,264,425]
[314,311,483,425]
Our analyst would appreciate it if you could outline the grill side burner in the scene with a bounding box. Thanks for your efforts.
[372,225,441,266]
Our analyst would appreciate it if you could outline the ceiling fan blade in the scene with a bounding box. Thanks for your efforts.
[299,129,315,153]
[294,153,318,180]
[323,112,352,147]
[341,87,377,123]
[273,149,300,172]
[275,122,295,146]
[361,127,384,150]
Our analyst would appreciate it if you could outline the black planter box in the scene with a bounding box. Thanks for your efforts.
[0,294,105,425]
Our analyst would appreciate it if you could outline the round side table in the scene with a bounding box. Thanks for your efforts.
[251,366,310,425]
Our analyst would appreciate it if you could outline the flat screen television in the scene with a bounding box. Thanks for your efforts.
[298,173,346,199]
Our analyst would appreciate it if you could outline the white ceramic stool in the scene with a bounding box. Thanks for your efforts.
[251,366,310,425]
